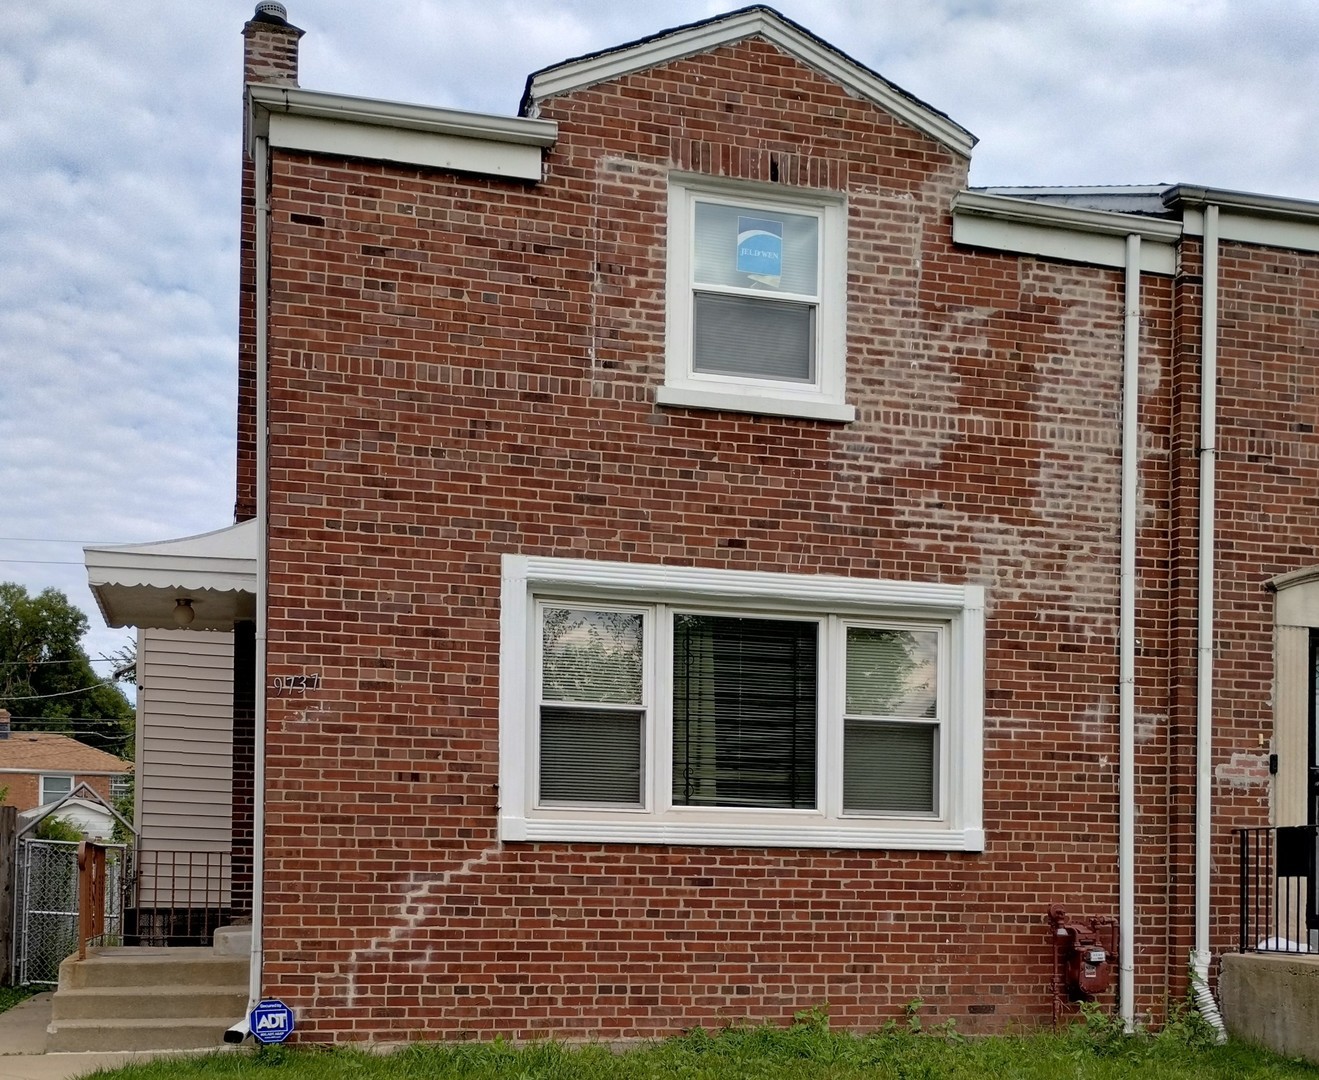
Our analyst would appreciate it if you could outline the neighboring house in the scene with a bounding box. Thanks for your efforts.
[82,2,1319,1045]
[0,709,131,814]
[18,795,118,841]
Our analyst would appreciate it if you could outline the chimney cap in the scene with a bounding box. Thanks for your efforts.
[253,2,290,24]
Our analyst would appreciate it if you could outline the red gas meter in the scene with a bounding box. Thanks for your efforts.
[1048,905,1119,1000]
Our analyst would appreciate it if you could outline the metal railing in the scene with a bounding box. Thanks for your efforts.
[126,849,232,947]
[1237,825,1318,953]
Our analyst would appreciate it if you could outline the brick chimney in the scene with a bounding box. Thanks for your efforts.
[243,2,304,87]
[0,708,9,740]
[236,3,304,523]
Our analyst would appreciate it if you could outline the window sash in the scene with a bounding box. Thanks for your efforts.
[691,293,816,383]
[535,602,650,809]
[41,774,73,805]
[531,601,948,823]
[671,613,819,810]
[680,189,827,392]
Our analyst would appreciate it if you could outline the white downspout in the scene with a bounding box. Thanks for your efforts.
[1119,233,1140,1033]
[1192,204,1227,1040]
[227,132,271,1043]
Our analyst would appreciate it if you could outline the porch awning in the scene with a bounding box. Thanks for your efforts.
[84,520,257,630]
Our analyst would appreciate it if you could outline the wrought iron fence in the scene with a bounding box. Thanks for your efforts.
[1237,825,1318,953]
[126,849,232,947]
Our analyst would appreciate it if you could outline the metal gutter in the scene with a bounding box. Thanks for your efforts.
[953,191,1182,242]
[247,85,557,151]
[1164,184,1319,224]
[1119,233,1140,1032]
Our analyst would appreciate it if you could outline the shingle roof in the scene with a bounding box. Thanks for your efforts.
[0,733,131,774]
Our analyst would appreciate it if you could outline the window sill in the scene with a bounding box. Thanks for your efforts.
[656,385,856,423]
[501,815,985,852]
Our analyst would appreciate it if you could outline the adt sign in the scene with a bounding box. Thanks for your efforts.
[250,998,295,1044]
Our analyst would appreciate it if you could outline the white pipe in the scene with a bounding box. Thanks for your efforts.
[245,131,271,1024]
[1119,233,1140,1032]
[1193,203,1227,1041]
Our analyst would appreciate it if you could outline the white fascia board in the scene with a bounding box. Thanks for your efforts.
[248,85,556,182]
[526,9,974,158]
[952,191,1179,275]
[1181,206,1319,255]
[1165,184,1319,223]
[266,114,545,182]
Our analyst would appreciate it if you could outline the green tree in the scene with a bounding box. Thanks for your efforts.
[0,582,134,758]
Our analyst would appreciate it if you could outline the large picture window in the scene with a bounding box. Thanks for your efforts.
[501,556,984,851]
[660,178,853,423]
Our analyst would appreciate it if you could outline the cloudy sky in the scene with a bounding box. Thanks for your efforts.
[2,0,1317,670]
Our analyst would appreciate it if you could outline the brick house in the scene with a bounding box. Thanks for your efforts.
[0,709,131,813]
[85,2,1319,1045]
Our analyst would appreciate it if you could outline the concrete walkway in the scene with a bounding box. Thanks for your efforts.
[0,994,228,1080]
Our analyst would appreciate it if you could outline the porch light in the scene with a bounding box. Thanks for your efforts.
[173,598,196,626]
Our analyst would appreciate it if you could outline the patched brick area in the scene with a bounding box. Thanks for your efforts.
[235,29,1319,1044]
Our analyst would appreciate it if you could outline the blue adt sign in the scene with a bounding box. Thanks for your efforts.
[250,998,295,1044]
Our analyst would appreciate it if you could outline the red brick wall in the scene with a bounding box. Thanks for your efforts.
[244,35,1315,1043]
[1,773,117,815]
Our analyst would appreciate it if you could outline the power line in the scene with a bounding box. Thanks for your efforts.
[4,714,133,728]
[0,536,120,545]
[0,558,89,565]
[2,685,104,702]
[0,658,122,667]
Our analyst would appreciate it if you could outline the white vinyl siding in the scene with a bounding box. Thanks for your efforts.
[137,628,234,855]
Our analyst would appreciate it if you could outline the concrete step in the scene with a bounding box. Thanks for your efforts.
[58,947,248,990]
[51,984,247,1021]
[48,946,251,1052]
[46,1016,237,1053]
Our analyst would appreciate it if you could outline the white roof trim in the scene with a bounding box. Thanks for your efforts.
[954,191,1182,242]
[952,191,1180,275]
[1164,185,1319,223]
[248,85,557,183]
[84,520,257,631]
[525,8,975,158]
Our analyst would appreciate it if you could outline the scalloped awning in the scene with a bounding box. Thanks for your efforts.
[84,520,257,630]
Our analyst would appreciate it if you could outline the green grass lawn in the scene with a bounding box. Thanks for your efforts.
[0,985,34,1015]
[80,1008,1319,1079]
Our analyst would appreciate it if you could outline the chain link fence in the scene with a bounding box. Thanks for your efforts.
[12,839,128,986]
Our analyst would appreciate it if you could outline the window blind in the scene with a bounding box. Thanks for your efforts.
[672,614,817,809]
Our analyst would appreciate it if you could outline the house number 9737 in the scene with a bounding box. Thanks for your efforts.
[271,674,321,696]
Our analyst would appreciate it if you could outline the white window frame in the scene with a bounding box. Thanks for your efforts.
[660,175,854,423]
[40,773,73,806]
[499,555,984,851]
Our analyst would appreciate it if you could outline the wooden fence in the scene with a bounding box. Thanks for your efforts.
[0,805,17,984]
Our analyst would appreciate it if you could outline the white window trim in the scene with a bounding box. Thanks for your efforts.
[661,175,855,423]
[40,774,74,805]
[499,555,984,851]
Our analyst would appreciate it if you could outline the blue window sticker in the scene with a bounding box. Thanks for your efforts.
[736,217,783,279]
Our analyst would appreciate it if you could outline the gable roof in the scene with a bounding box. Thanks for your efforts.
[520,5,976,159]
[0,732,131,774]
